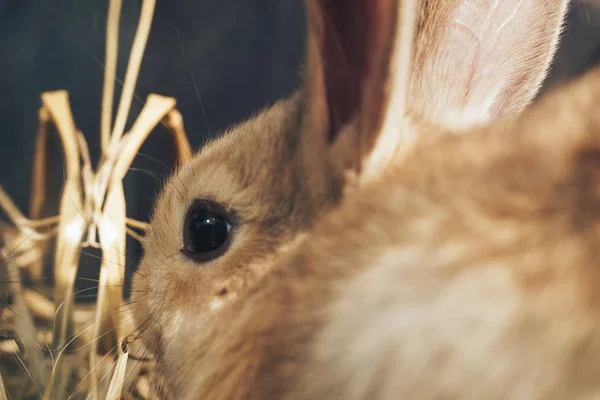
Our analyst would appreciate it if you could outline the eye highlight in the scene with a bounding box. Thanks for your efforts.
[181,199,233,262]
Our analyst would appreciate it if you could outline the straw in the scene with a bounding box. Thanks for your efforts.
[0,0,192,397]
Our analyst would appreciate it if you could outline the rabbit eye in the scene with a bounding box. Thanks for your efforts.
[181,200,233,262]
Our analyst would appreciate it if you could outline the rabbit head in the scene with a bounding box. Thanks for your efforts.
[131,2,390,378]
[131,0,569,397]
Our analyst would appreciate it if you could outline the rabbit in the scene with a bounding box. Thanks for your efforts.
[131,0,570,398]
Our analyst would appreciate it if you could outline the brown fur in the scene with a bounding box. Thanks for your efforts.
[132,0,572,398]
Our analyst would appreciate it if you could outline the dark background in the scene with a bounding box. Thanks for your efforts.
[0,0,599,298]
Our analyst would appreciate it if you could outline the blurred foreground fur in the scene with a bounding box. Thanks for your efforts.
[0,0,191,398]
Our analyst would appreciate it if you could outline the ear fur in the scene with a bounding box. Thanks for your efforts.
[299,0,417,188]
[362,0,570,182]
[409,0,571,128]
[302,0,396,141]
[299,0,570,187]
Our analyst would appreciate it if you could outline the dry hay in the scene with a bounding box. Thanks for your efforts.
[0,0,191,398]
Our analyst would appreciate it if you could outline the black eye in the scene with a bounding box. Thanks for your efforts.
[181,200,233,262]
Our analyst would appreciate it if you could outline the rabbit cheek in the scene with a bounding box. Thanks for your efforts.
[208,275,243,311]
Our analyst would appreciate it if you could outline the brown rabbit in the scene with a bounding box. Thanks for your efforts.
[132,0,570,398]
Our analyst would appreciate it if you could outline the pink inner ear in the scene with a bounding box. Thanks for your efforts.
[415,0,561,125]
[316,0,392,141]
[446,0,527,107]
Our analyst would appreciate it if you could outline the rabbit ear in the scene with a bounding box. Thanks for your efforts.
[301,0,417,181]
[302,0,393,139]
[410,0,570,128]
